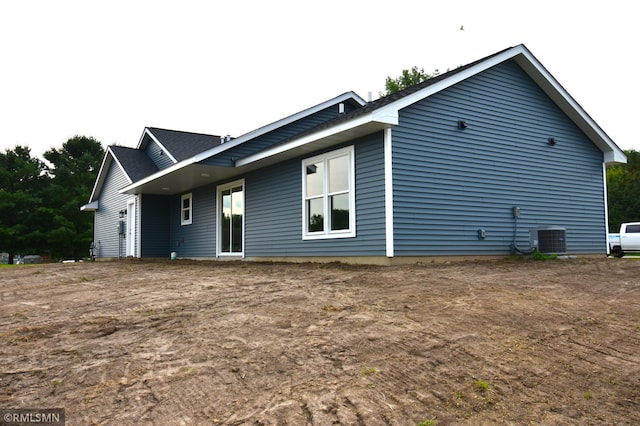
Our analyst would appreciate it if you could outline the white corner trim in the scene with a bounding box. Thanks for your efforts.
[384,128,394,258]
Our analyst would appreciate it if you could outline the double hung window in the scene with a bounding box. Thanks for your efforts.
[181,193,192,225]
[302,146,355,239]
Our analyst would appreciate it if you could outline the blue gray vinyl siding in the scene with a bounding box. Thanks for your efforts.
[245,133,386,257]
[145,139,175,170]
[392,59,606,255]
[140,195,171,257]
[169,185,217,257]
[200,103,359,167]
[94,162,133,258]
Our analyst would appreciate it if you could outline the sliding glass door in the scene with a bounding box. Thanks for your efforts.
[219,180,244,255]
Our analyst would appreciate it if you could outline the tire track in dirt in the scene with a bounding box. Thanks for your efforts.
[1,259,639,424]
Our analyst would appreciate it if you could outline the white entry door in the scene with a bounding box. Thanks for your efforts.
[126,199,136,257]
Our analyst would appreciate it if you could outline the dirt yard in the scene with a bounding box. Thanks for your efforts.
[0,257,638,425]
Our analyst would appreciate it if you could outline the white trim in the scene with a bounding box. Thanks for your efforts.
[301,146,356,240]
[87,147,133,203]
[217,179,245,257]
[181,193,193,226]
[87,151,111,203]
[384,128,394,257]
[193,92,365,164]
[126,198,136,257]
[119,93,367,195]
[237,45,624,169]
[109,148,135,185]
[238,111,397,168]
[145,128,178,163]
[602,162,611,255]
[117,44,626,198]
[80,200,99,212]
[511,47,626,165]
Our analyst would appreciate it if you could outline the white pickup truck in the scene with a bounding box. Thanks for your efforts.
[608,222,640,257]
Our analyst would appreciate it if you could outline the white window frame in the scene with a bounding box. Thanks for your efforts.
[302,145,356,240]
[181,193,192,226]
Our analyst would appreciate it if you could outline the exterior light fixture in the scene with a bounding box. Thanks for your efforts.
[457,120,467,130]
[548,137,556,146]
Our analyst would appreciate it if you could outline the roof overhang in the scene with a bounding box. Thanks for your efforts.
[236,109,398,169]
[120,44,625,197]
[138,128,178,162]
[80,200,99,211]
[119,91,368,195]
[238,45,625,168]
[119,117,395,195]
[85,147,134,203]
[120,162,237,195]
[510,48,626,164]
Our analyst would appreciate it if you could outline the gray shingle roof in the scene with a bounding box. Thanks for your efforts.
[288,46,515,139]
[147,127,221,162]
[110,145,159,182]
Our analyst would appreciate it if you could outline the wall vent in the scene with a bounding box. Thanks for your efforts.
[530,227,566,254]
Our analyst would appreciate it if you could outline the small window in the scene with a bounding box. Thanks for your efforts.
[302,146,355,239]
[181,193,192,225]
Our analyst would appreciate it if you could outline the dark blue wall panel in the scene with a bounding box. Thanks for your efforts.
[245,133,387,257]
[391,59,606,255]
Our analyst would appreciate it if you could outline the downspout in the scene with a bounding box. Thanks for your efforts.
[384,128,394,258]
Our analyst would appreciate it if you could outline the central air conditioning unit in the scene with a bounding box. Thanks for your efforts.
[530,227,566,254]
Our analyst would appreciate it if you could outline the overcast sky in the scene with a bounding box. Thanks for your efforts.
[1,1,636,158]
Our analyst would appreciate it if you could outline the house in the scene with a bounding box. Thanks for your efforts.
[82,44,626,264]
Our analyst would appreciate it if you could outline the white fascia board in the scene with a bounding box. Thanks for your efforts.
[136,128,148,149]
[236,53,517,169]
[87,150,112,203]
[375,43,625,165]
[604,150,627,164]
[235,110,399,167]
[378,46,528,116]
[88,147,135,202]
[80,200,99,212]
[109,147,134,186]
[513,47,626,164]
[121,92,369,193]
[192,91,367,163]
[119,155,197,194]
[145,128,178,163]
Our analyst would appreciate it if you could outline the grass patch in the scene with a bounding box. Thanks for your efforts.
[322,305,341,312]
[473,379,489,391]
[418,419,437,426]
[531,250,558,260]
[360,366,377,376]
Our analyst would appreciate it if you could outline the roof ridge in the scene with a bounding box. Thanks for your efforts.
[147,127,221,138]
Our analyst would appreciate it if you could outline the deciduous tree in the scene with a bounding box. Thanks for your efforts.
[382,66,439,96]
